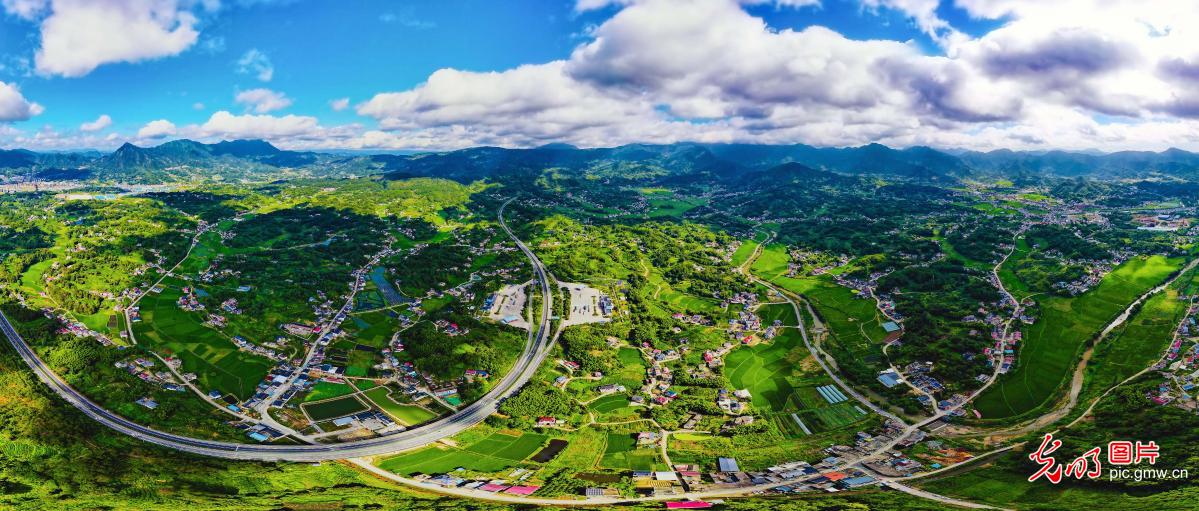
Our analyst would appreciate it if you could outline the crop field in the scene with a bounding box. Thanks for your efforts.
[302,395,369,421]
[589,394,633,413]
[613,347,646,388]
[750,244,886,356]
[376,446,515,475]
[995,238,1033,301]
[376,431,548,475]
[757,302,797,327]
[725,327,807,412]
[599,433,660,471]
[362,387,438,425]
[804,402,868,430]
[302,381,356,403]
[1083,277,1192,401]
[463,432,548,461]
[133,280,272,398]
[974,255,1185,419]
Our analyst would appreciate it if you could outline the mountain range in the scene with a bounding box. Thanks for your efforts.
[4,138,1199,184]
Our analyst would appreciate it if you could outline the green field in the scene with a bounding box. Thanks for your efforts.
[463,432,548,461]
[750,244,887,356]
[725,326,808,412]
[362,387,438,426]
[302,395,369,421]
[974,255,1185,419]
[303,381,356,403]
[589,394,632,413]
[132,280,273,398]
[376,431,548,475]
[599,433,660,470]
[1080,272,1194,406]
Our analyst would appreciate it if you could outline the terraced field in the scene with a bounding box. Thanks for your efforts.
[974,255,1185,419]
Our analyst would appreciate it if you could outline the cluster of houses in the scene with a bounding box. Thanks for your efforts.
[221,298,242,315]
[715,388,751,414]
[417,468,541,497]
[115,356,186,392]
[720,291,758,309]
[231,335,287,361]
[672,312,711,326]
[903,361,944,396]
[786,249,849,277]
[177,287,204,311]
[49,310,116,346]
[726,310,762,342]
[1149,304,1199,411]
[242,363,313,411]
[433,319,467,336]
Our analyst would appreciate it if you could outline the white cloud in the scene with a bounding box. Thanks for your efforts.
[234,87,291,113]
[79,114,112,132]
[236,48,273,82]
[192,101,205,110]
[576,0,819,11]
[329,97,350,111]
[21,0,201,78]
[0,81,43,122]
[199,110,319,139]
[346,0,1199,152]
[137,119,176,138]
[2,0,47,19]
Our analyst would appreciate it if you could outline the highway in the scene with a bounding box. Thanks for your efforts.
[0,198,556,462]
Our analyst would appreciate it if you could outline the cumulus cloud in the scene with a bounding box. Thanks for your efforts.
[79,114,112,132]
[199,110,319,139]
[234,88,291,113]
[0,81,43,122]
[12,0,202,78]
[329,97,350,111]
[137,119,176,138]
[2,0,47,19]
[236,48,273,82]
[344,0,1199,152]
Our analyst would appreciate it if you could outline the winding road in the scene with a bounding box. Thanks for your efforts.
[0,198,556,462]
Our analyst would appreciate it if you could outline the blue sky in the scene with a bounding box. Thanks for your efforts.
[0,0,1195,152]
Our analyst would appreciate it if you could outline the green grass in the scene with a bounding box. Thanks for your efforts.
[303,381,356,403]
[600,433,660,471]
[302,395,368,421]
[589,394,631,413]
[464,432,548,461]
[376,446,515,475]
[974,255,1185,419]
[361,387,438,426]
[376,431,549,475]
[725,328,808,412]
[1080,273,1194,408]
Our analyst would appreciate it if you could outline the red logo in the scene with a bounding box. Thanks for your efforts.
[1029,434,1162,484]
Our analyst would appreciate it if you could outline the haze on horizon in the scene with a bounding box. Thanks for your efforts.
[0,0,1195,154]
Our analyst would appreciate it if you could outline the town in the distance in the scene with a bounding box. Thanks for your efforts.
[3,138,1199,510]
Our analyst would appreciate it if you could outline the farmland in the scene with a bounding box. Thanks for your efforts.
[376,431,550,475]
[302,395,369,422]
[132,279,273,399]
[974,255,1185,419]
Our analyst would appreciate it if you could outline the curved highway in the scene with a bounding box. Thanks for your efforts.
[0,198,555,462]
